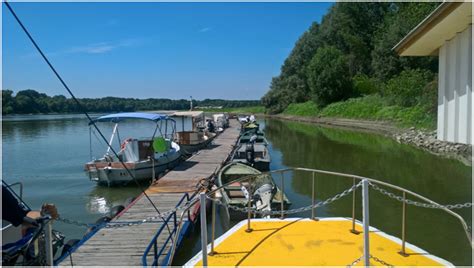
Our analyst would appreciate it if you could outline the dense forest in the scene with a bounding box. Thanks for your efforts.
[262,2,440,119]
[1,89,260,115]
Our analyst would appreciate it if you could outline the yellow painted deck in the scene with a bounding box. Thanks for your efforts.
[189,218,451,266]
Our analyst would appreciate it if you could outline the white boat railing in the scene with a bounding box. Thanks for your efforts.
[167,167,473,266]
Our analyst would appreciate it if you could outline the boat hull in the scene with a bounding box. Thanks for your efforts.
[85,154,181,186]
[179,134,216,154]
[231,159,270,171]
[216,163,290,220]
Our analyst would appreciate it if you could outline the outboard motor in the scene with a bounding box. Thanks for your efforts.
[245,134,258,164]
[252,183,276,218]
[245,143,255,164]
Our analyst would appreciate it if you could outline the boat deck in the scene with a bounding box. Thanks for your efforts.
[186,218,452,266]
[58,119,240,266]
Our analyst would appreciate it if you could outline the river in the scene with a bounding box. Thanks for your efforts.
[2,114,471,265]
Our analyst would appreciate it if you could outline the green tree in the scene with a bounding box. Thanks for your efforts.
[2,90,15,114]
[320,2,390,76]
[371,2,439,81]
[383,69,434,107]
[306,46,353,107]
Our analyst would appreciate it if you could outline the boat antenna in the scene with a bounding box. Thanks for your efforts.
[3,1,166,219]
[190,96,193,111]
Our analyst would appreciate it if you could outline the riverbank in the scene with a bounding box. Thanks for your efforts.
[261,114,472,166]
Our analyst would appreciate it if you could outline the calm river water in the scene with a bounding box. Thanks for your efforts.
[2,114,472,265]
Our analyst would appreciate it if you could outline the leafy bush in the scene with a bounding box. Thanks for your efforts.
[319,94,436,129]
[306,46,354,107]
[320,95,386,119]
[352,74,381,95]
[383,69,434,107]
[282,101,320,117]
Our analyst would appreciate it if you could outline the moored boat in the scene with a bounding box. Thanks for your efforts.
[171,111,216,154]
[216,163,290,219]
[232,130,270,171]
[84,112,181,186]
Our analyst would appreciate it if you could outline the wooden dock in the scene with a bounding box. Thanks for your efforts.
[58,120,240,266]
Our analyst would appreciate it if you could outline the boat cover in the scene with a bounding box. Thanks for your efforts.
[89,112,170,124]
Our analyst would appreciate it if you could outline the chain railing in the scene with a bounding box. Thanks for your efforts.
[54,167,472,266]
[206,181,362,216]
[370,182,473,210]
[347,254,394,267]
[166,167,472,266]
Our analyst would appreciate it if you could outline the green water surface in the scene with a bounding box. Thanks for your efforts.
[2,115,471,265]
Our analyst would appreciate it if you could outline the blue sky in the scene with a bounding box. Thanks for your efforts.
[3,2,332,100]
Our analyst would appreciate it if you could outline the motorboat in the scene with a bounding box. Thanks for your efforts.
[84,112,181,186]
[171,111,216,154]
[213,113,229,130]
[239,115,258,133]
[232,130,270,171]
[215,163,290,219]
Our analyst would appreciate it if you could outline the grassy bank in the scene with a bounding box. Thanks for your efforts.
[282,95,436,130]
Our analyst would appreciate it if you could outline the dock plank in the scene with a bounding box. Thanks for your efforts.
[59,119,241,266]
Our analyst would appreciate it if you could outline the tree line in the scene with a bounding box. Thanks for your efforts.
[262,2,440,114]
[1,89,260,115]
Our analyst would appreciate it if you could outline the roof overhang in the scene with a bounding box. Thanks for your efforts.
[89,112,170,125]
[394,2,472,56]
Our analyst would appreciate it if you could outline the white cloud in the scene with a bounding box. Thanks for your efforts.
[67,42,117,54]
[198,27,211,33]
[54,38,144,56]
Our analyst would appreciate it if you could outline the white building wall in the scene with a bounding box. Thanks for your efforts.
[437,25,472,144]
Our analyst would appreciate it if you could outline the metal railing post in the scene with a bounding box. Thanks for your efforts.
[44,221,54,266]
[246,183,253,232]
[362,179,370,266]
[311,171,315,220]
[210,196,217,255]
[351,178,360,234]
[199,193,208,266]
[280,171,285,219]
[399,191,408,256]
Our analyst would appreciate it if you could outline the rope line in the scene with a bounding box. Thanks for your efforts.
[3,0,177,240]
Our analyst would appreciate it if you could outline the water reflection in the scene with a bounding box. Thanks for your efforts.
[87,185,144,215]
[264,119,472,265]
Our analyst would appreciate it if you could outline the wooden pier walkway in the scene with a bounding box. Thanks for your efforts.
[58,120,240,266]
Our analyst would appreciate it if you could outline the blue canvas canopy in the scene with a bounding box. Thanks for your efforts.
[89,112,172,125]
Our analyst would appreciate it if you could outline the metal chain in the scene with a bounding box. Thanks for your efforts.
[346,255,393,267]
[208,181,362,215]
[370,255,393,267]
[104,199,197,229]
[369,182,472,209]
[347,255,363,267]
[56,198,198,229]
[56,217,93,228]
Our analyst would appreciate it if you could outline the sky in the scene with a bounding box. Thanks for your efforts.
[2,2,333,100]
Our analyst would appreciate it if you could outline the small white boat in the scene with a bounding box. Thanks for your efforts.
[84,112,181,186]
[213,113,229,129]
[171,111,216,154]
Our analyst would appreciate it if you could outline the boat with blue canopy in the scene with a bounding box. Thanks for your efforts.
[84,112,181,186]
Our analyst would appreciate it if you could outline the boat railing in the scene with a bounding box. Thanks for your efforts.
[141,192,191,267]
[166,167,472,266]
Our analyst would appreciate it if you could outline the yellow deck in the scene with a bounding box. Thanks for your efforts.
[188,218,451,266]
